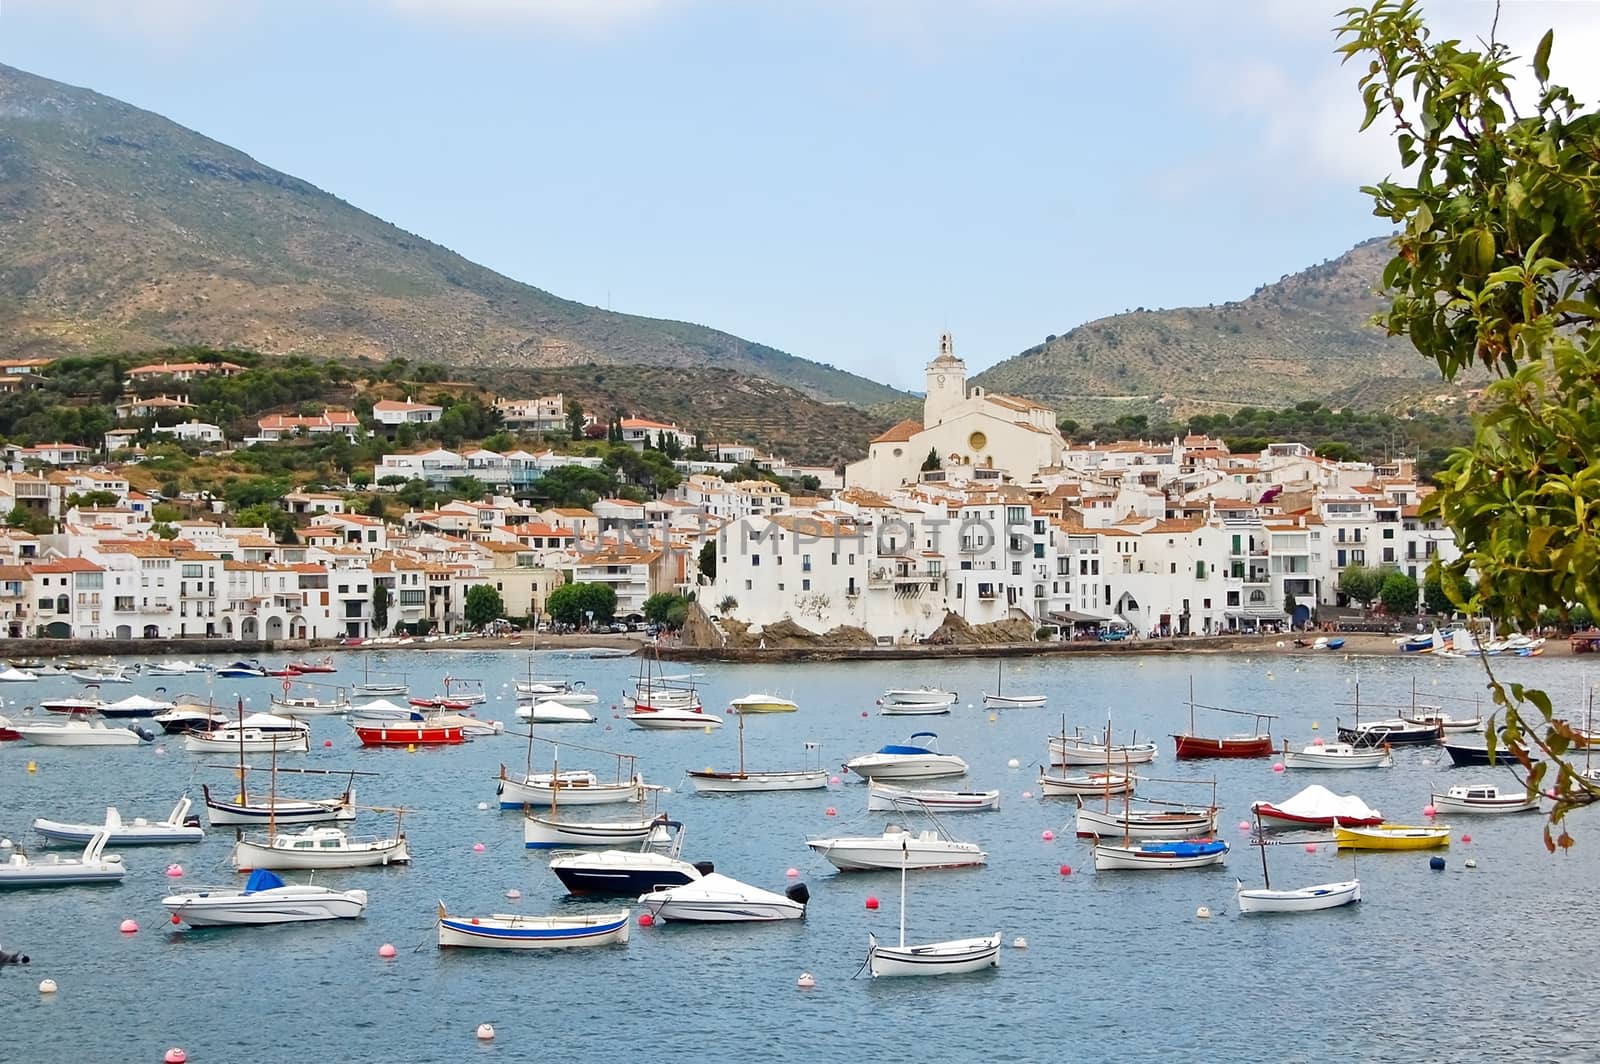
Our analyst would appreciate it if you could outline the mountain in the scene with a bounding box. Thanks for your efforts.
[972,238,1454,420]
[0,63,902,407]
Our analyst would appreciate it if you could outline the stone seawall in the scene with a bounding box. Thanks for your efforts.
[0,637,324,659]
[654,634,1252,663]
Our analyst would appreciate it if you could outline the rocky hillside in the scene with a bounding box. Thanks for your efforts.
[0,63,902,407]
[973,238,1451,419]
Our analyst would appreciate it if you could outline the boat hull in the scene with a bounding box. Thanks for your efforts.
[1251,804,1383,830]
[844,755,969,781]
[867,784,1000,812]
[638,876,805,922]
[201,791,356,827]
[182,733,310,754]
[1430,791,1537,814]
[551,864,699,897]
[1237,879,1361,913]
[1049,739,1158,767]
[1074,805,1218,839]
[625,710,721,730]
[1172,734,1274,760]
[878,703,952,716]
[0,867,126,888]
[523,816,665,849]
[867,933,1000,977]
[32,820,202,846]
[1037,772,1134,797]
[233,838,410,870]
[497,772,644,808]
[15,725,146,747]
[982,694,1046,707]
[165,886,368,925]
[687,769,829,793]
[1282,747,1393,770]
[1091,840,1229,871]
[1338,722,1441,747]
[1334,824,1451,850]
[1442,743,1521,767]
[352,723,464,746]
[805,838,986,871]
[438,911,629,949]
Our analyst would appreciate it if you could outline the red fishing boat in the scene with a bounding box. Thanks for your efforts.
[1171,680,1277,760]
[288,657,338,674]
[352,719,465,747]
[409,697,472,711]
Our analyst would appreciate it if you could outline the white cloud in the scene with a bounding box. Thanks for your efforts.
[375,0,678,34]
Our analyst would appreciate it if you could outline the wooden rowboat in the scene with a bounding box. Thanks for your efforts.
[1333,823,1451,850]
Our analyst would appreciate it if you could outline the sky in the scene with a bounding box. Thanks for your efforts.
[4,0,1599,391]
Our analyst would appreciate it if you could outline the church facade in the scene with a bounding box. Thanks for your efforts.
[844,334,1065,494]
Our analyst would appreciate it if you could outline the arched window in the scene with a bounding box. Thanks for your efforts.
[1248,590,1266,604]
[56,594,69,613]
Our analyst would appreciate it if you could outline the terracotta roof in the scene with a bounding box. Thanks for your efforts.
[0,564,33,581]
[372,400,442,413]
[128,360,243,375]
[870,419,923,445]
[32,558,104,573]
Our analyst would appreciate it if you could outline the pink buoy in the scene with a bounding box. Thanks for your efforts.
[865,896,879,910]
[166,864,183,877]
[1304,843,1318,854]
[1311,737,1325,746]
[476,1024,495,1042]
[1041,829,1055,841]
[1238,821,1251,832]
[785,867,799,878]
[1423,805,1437,817]
[472,842,485,853]
[119,919,138,934]
[861,710,868,718]
[324,739,333,748]
[378,943,397,958]
[165,1050,187,1064]
[1059,864,1072,875]
[1022,791,1033,799]
[725,707,734,714]
[1272,763,1285,773]
[505,888,522,899]
[638,912,654,927]
[828,776,840,785]
[825,807,837,817]
[1461,833,1471,843]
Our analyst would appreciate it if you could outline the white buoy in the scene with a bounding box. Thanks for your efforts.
[1196,906,1212,919]
[38,978,57,994]
[476,1023,495,1041]
[0,838,12,850]
[1007,758,1020,769]
[476,802,489,811]
[796,972,816,989]
[1012,936,1028,949]
[505,888,522,899]
[1464,858,1478,868]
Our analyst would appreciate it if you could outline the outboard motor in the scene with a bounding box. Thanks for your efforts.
[132,725,155,743]
[0,947,29,966]
[785,882,810,907]
[182,815,202,828]
[692,861,715,877]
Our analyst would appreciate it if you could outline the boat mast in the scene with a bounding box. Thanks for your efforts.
[737,707,747,776]
[898,838,908,950]
[1254,810,1270,889]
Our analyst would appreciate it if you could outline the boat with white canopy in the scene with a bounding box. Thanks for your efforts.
[164,868,367,926]
[514,699,596,725]
[640,872,809,922]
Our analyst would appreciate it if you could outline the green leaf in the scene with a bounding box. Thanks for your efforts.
[1534,29,1553,83]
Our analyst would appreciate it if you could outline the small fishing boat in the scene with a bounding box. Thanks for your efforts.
[1091,837,1229,872]
[1281,740,1393,770]
[165,868,367,926]
[1171,682,1276,759]
[549,823,707,896]
[233,825,411,870]
[727,693,799,714]
[523,810,672,850]
[497,764,646,808]
[1036,770,1136,798]
[1336,718,1441,747]
[1049,723,1159,767]
[13,718,152,747]
[215,660,269,679]
[201,782,358,827]
[99,694,176,719]
[879,686,958,708]
[844,732,968,781]
[1074,796,1218,839]
[1236,810,1361,914]
[1402,713,1483,733]
[514,699,596,725]
[436,904,629,950]
[0,830,126,888]
[146,661,208,676]
[33,797,203,845]
[269,693,351,716]
[639,872,809,923]
[67,664,134,685]
[863,834,998,978]
[867,782,1000,813]
[287,657,337,674]
[1252,785,1383,829]
[807,805,986,871]
[0,665,37,682]
[353,681,408,697]
[1430,784,1538,814]
[983,661,1045,707]
[1334,823,1451,850]
[183,725,310,755]
[688,708,827,792]
[1442,740,1521,768]
[351,718,465,746]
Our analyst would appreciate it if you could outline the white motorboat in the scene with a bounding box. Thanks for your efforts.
[146,661,208,676]
[983,661,1045,707]
[1236,878,1362,914]
[353,682,408,697]
[202,783,358,826]
[687,710,827,792]
[68,664,134,684]
[0,666,37,682]
[164,868,367,925]
[515,699,596,725]
[215,660,269,679]
[1050,732,1159,767]
[269,694,352,716]
[1091,837,1229,871]
[867,782,1000,812]
[879,687,958,707]
[233,825,411,870]
[626,705,723,730]
[154,706,230,733]
[1074,797,1219,839]
[1282,740,1393,770]
[864,835,997,978]
[844,732,968,781]
[497,764,645,808]
[436,904,629,949]
[878,700,952,717]
[0,829,127,888]
[550,831,707,896]
[639,872,809,922]
[39,688,108,715]
[33,797,203,845]
[1431,784,1538,814]
[1037,770,1136,797]
[523,810,672,850]
[728,693,799,714]
[100,694,176,718]
[13,718,152,747]
[182,727,310,755]
[807,807,986,871]
[429,712,504,738]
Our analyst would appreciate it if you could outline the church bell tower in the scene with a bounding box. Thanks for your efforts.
[923,332,966,428]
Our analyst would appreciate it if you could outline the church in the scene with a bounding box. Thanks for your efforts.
[844,334,1065,493]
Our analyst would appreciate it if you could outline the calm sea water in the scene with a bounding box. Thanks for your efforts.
[1,648,1594,1063]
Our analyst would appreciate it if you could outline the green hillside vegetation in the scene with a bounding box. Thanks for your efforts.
[0,63,903,408]
[973,238,1471,421]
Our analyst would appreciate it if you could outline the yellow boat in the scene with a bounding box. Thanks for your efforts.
[1334,823,1452,850]
[727,694,799,714]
